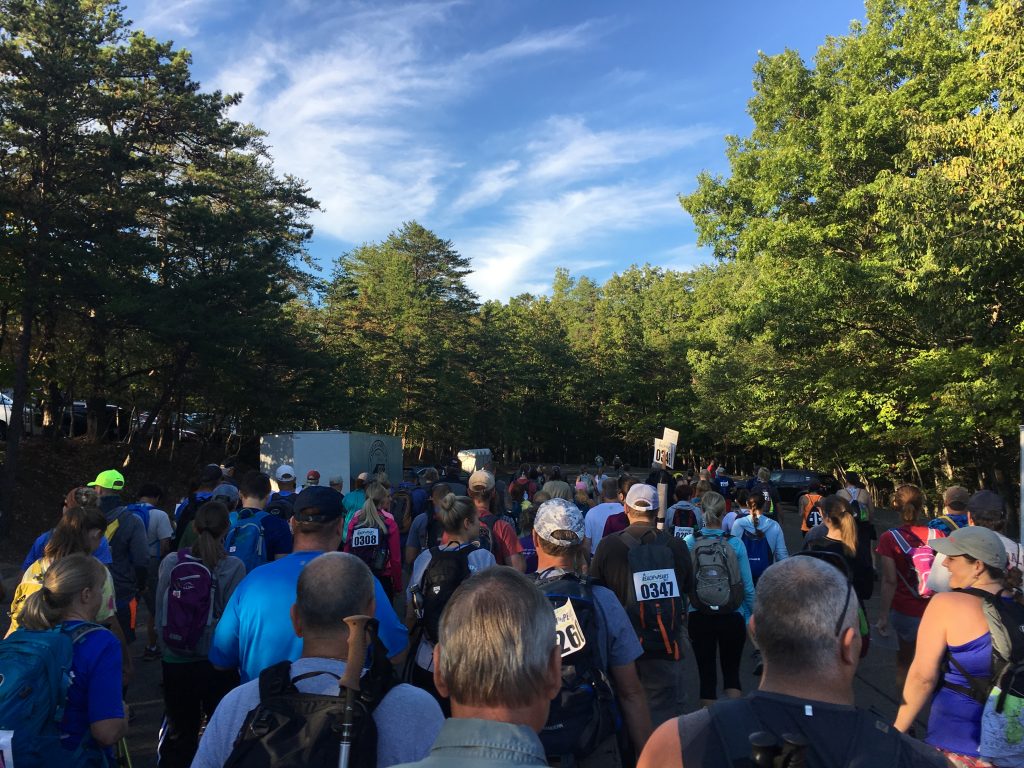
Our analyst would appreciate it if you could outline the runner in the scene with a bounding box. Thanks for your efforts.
[344,480,402,599]
[131,482,173,660]
[229,470,293,571]
[930,490,1022,594]
[804,496,873,601]
[467,470,525,571]
[731,489,788,583]
[22,486,113,570]
[342,471,370,543]
[582,478,624,556]
[172,464,222,549]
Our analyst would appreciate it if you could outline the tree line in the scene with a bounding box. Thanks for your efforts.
[1,0,1021,526]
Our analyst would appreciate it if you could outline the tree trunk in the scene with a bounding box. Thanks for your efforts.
[42,379,63,441]
[0,296,35,535]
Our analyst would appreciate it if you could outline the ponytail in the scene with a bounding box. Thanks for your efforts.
[44,505,106,561]
[893,484,925,524]
[193,501,230,568]
[359,482,388,533]
[19,554,105,630]
[822,495,858,558]
[748,492,764,529]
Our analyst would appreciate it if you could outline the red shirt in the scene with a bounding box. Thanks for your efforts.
[876,524,944,618]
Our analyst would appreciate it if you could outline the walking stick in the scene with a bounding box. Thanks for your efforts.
[338,614,372,768]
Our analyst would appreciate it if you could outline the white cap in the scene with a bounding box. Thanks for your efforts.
[275,464,296,482]
[625,483,658,511]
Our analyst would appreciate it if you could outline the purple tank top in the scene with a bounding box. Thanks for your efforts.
[927,632,991,756]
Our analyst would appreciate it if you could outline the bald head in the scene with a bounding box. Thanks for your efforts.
[295,552,374,635]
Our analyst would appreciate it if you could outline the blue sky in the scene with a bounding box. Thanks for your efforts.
[122,0,868,301]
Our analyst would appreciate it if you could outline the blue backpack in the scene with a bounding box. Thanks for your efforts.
[127,502,152,533]
[225,509,269,572]
[740,524,775,584]
[0,622,104,764]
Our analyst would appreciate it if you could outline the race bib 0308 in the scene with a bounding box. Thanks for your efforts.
[351,527,380,548]
[633,568,679,602]
[553,599,587,657]
[674,526,693,540]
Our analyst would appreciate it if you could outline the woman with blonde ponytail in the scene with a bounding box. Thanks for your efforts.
[344,480,401,598]
[17,553,128,755]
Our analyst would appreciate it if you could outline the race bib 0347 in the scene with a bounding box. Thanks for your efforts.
[633,568,679,602]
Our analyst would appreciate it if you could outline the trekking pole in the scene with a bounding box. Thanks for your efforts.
[338,614,372,768]
[656,482,668,530]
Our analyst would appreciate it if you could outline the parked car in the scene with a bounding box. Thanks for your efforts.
[0,393,11,440]
[769,469,835,503]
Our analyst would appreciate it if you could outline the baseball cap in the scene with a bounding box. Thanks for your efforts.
[293,486,344,523]
[931,526,1008,571]
[575,480,588,491]
[468,470,495,493]
[306,470,321,484]
[968,490,1005,517]
[625,483,658,511]
[716,466,726,475]
[357,471,369,482]
[943,486,970,512]
[87,469,125,491]
[328,475,344,486]
[200,464,223,484]
[534,498,585,546]
[211,483,240,507]
[275,465,296,482]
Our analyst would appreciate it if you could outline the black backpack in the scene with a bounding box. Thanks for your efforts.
[389,490,414,535]
[416,546,474,643]
[476,513,497,556]
[535,572,619,763]
[172,494,202,551]
[620,529,685,659]
[425,515,444,549]
[349,521,390,576]
[224,637,396,768]
[265,492,296,520]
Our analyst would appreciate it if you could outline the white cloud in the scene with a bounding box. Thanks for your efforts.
[129,0,221,38]
[462,182,682,300]
[451,161,521,214]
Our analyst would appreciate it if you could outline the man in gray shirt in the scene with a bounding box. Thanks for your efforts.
[193,552,443,768]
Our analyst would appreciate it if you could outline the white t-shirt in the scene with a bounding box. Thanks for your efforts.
[143,506,173,558]
[584,501,624,554]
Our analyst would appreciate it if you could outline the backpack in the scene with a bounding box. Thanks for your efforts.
[223,636,396,768]
[127,502,152,535]
[172,493,204,550]
[265,492,295,521]
[161,548,216,656]
[0,622,104,765]
[801,493,824,532]
[477,513,499,558]
[349,520,390,576]
[845,489,870,523]
[691,530,745,615]
[670,502,700,540]
[413,546,474,644]
[740,522,775,583]
[888,527,938,599]
[425,515,444,549]
[534,573,618,763]
[929,513,968,536]
[389,490,414,535]
[225,509,269,573]
[620,529,684,659]
[942,588,1024,710]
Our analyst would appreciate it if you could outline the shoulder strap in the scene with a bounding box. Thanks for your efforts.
[64,621,106,644]
[621,531,640,550]
[258,660,298,701]
[888,528,911,554]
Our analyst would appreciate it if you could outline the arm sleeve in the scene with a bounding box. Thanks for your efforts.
[373,577,408,657]
[154,511,173,542]
[85,632,125,724]
[208,584,243,670]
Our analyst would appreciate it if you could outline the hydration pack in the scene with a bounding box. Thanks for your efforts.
[389,490,414,535]
[535,572,618,763]
[224,636,396,768]
[740,523,775,584]
[265,492,296,521]
[225,509,269,573]
[127,502,152,534]
[161,548,216,656]
[800,493,824,532]
[691,531,745,615]
[414,545,474,643]
[888,527,938,599]
[0,622,104,765]
[349,521,390,575]
[621,529,684,659]
[670,502,700,540]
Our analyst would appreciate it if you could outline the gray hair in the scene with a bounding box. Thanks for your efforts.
[757,467,770,482]
[438,567,556,708]
[295,552,374,634]
[541,480,573,501]
[701,491,726,525]
[753,557,858,676]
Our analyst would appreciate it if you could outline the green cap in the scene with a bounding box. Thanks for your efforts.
[931,526,1007,571]
[87,469,125,491]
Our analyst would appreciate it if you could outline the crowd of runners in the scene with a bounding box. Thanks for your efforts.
[2,456,1023,767]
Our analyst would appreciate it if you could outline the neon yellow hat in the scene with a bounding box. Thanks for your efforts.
[87,469,125,491]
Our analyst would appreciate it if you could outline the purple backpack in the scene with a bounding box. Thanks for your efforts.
[161,548,215,655]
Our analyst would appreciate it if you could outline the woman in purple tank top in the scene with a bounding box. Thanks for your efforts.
[895,526,1014,767]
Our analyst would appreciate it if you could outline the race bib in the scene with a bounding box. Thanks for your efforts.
[674,526,693,540]
[351,527,380,548]
[553,599,586,657]
[633,568,679,602]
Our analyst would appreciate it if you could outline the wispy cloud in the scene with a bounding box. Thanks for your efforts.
[451,161,521,214]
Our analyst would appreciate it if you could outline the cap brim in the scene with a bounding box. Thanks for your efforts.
[930,537,968,557]
[86,481,99,487]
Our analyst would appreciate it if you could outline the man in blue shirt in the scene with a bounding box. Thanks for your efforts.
[210,485,408,682]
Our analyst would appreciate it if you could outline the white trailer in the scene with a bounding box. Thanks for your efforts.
[457,448,493,473]
[260,431,404,494]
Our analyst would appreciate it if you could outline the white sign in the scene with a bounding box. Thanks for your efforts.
[351,527,380,548]
[633,568,679,602]
[673,526,694,540]
[553,599,587,657]
[653,438,676,468]
[662,428,680,446]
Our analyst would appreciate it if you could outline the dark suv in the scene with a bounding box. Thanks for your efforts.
[769,469,834,503]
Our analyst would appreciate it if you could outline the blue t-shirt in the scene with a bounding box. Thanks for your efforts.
[209,550,408,682]
[61,622,123,752]
[24,532,112,569]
